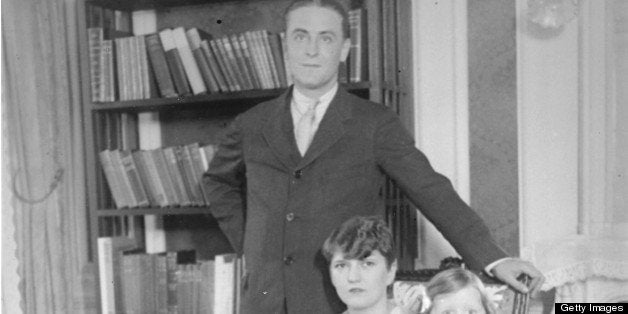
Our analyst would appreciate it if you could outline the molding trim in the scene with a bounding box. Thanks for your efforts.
[578,1,616,237]
[411,0,469,267]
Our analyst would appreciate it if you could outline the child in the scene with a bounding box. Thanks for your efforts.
[426,268,495,314]
[322,216,423,314]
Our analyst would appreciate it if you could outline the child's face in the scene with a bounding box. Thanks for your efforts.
[329,250,396,311]
[430,286,486,314]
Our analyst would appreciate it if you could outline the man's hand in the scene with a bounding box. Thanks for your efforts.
[491,259,545,295]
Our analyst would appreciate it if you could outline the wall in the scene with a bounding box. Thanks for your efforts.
[468,0,519,255]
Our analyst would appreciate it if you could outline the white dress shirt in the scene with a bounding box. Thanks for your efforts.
[290,83,339,146]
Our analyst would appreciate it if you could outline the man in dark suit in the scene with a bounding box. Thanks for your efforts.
[203,0,544,313]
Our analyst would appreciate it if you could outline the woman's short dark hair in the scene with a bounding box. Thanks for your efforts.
[284,0,350,39]
[322,216,396,269]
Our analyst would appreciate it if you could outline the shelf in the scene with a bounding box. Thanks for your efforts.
[87,0,236,11]
[96,206,211,216]
[90,81,372,112]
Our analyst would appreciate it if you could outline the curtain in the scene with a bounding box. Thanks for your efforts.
[2,0,92,312]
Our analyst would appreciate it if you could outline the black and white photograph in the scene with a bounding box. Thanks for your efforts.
[2,0,627,313]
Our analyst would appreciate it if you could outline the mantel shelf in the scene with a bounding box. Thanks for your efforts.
[91,82,372,112]
[96,206,212,216]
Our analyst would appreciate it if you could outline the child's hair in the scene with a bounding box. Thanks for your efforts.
[322,216,396,269]
[426,268,495,314]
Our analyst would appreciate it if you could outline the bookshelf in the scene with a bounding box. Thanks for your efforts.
[78,0,414,312]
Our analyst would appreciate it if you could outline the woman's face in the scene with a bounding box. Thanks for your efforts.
[429,286,486,314]
[329,250,396,311]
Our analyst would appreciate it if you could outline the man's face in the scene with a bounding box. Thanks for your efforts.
[330,250,396,311]
[285,5,350,94]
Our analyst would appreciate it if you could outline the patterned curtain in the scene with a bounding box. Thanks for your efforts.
[2,0,93,312]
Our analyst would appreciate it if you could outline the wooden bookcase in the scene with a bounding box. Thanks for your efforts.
[77,0,414,311]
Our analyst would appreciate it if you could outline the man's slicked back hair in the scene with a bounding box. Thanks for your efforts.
[284,0,350,39]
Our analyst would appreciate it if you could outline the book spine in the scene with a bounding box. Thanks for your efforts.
[279,32,293,86]
[230,35,256,90]
[145,34,178,98]
[243,31,270,89]
[166,252,179,314]
[99,150,125,208]
[110,149,137,207]
[160,29,192,96]
[210,39,238,91]
[178,145,203,206]
[152,148,180,206]
[88,28,104,102]
[140,150,169,207]
[155,254,169,314]
[172,27,207,95]
[132,150,159,207]
[237,34,262,89]
[200,40,229,92]
[253,30,276,89]
[220,37,247,91]
[120,150,150,207]
[162,147,192,206]
[267,32,288,87]
[98,238,116,314]
[260,30,281,89]
[192,48,220,93]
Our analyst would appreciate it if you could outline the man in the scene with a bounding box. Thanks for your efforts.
[203,1,544,313]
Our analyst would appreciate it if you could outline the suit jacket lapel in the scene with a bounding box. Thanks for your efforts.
[297,88,351,169]
[262,87,298,170]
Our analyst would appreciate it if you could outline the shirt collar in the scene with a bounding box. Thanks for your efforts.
[292,83,339,114]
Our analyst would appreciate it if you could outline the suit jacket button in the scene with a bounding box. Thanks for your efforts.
[283,256,294,265]
[293,170,302,178]
[286,213,295,221]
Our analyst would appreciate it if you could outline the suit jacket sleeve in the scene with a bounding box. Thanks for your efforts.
[202,115,246,254]
[374,110,508,270]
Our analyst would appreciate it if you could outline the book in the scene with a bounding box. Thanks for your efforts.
[230,34,257,90]
[151,148,179,206]
[162,147,192,206]
[186,143,208,205]
[101,39,115,102]
[177,145,204,206]
[119,150,150,207]
[259,30,281,88]
[154,254,169,314]
[214,253,237,314]
[109,149,138,207]
[186,28,220,93]
[121,251,143,314]
[97,237,136,314]
[200,40,229,92]
[237,33,262,89]
[198,260,215,314]
[280,32,293,86]
[139,150,169,207]
[99,150,126,208]
[348,8,368,82]
[172,27,207,95]
[88,28,104,102]
[210,38,239,91]
[132,150,161,207]
[221,37,248,90]
[145,33,178,98]
[251,30,276,89]
[243,31,271,89]
[267,32,288,87]
[160,28,192,96]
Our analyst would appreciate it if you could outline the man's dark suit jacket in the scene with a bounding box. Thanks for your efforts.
[203,87,508,314]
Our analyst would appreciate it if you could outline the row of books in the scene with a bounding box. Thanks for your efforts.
[86,7,368,103]
[98,237,243,314]
[99,144,216,209]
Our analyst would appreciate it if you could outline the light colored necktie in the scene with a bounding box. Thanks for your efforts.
[295,100,320,156]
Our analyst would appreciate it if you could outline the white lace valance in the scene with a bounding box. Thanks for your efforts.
[521,236,628,290]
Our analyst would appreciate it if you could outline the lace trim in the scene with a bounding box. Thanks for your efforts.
[543,259,628,289]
